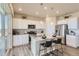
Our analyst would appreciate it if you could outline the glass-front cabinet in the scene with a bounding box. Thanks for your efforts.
[0,3,12,56]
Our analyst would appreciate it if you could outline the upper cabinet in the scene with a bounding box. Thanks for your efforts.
[57,19,67,25]
[13,18,45,29]
[13,18,27,29]
[67,17,79,29]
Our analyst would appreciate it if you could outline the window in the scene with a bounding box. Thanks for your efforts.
[0,14,1,37]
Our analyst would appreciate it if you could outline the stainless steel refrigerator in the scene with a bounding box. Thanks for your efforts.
[55,24,69,45]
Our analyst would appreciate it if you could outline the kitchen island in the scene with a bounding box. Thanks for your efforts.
[31,36,63,56]
[31,36,45,56]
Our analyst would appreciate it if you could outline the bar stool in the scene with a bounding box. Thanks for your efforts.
[39,40,53,56]
[52,38,63,56]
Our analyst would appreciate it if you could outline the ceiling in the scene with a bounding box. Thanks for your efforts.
[12,3,79,18]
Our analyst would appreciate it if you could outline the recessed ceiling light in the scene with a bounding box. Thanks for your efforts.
[56,11,59,14]
[44,7,47,10]
[40,21,43,24]
[35,12,39,15]
[18,8,22,11]
[51,22,53,25]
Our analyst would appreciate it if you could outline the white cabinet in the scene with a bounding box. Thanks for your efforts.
[13,19,28,29]
[57,19,67,24]
[31,37,38,56]
[13,34,29,46]
[13,18,45,29]
[36,24,45,29]
[66,35,79,48]
[67,17,79,29]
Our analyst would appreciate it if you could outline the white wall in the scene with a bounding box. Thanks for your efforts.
[13,18,45,29]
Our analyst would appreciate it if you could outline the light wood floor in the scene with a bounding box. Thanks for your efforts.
[6,44,79,56]
[63,46,79,56]
[7,45,33,56]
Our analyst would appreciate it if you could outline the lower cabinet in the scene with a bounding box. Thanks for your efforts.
[66,35,79,48]
[13,34,29,46]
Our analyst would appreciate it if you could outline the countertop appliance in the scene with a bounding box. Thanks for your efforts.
[55,24,69,45]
